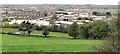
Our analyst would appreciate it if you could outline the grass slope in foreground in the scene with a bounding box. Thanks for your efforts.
[2,34,103,52]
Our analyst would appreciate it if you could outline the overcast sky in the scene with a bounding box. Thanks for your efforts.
[0,0,119,5]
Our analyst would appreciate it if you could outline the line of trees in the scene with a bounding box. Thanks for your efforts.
[18,20,111,39]
[2,23,19,28]
[2,19,112,39]
[67,20,110,39]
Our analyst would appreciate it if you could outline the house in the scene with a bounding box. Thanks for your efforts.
[92,16,106,20]
[54,21,84,26]
[79,13,90,18]
[58,15,77,21]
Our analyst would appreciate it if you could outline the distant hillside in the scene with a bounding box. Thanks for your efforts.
[1,4,118,9]
[1,4,118,14]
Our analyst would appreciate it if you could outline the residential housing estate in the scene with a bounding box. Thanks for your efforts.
[1,4,118,26]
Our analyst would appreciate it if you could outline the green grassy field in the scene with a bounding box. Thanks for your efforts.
[2,28,69,38]
[2,34,103,52]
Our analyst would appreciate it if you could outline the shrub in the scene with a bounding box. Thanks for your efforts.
[10,23,19,28]
[68,22,80,39]
[19,21,35,35]
[89,21,110,39]
[77,17,82,20]
[79,24,90,39]
[42,27,49,37]
[95,18,119,52]
[35,25,47,30]
[2,23,10,28]
[49,24,59,32]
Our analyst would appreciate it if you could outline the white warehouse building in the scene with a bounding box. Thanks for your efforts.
[7,20,50,26]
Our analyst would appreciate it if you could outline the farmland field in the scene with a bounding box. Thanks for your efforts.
[1,34,103,52]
